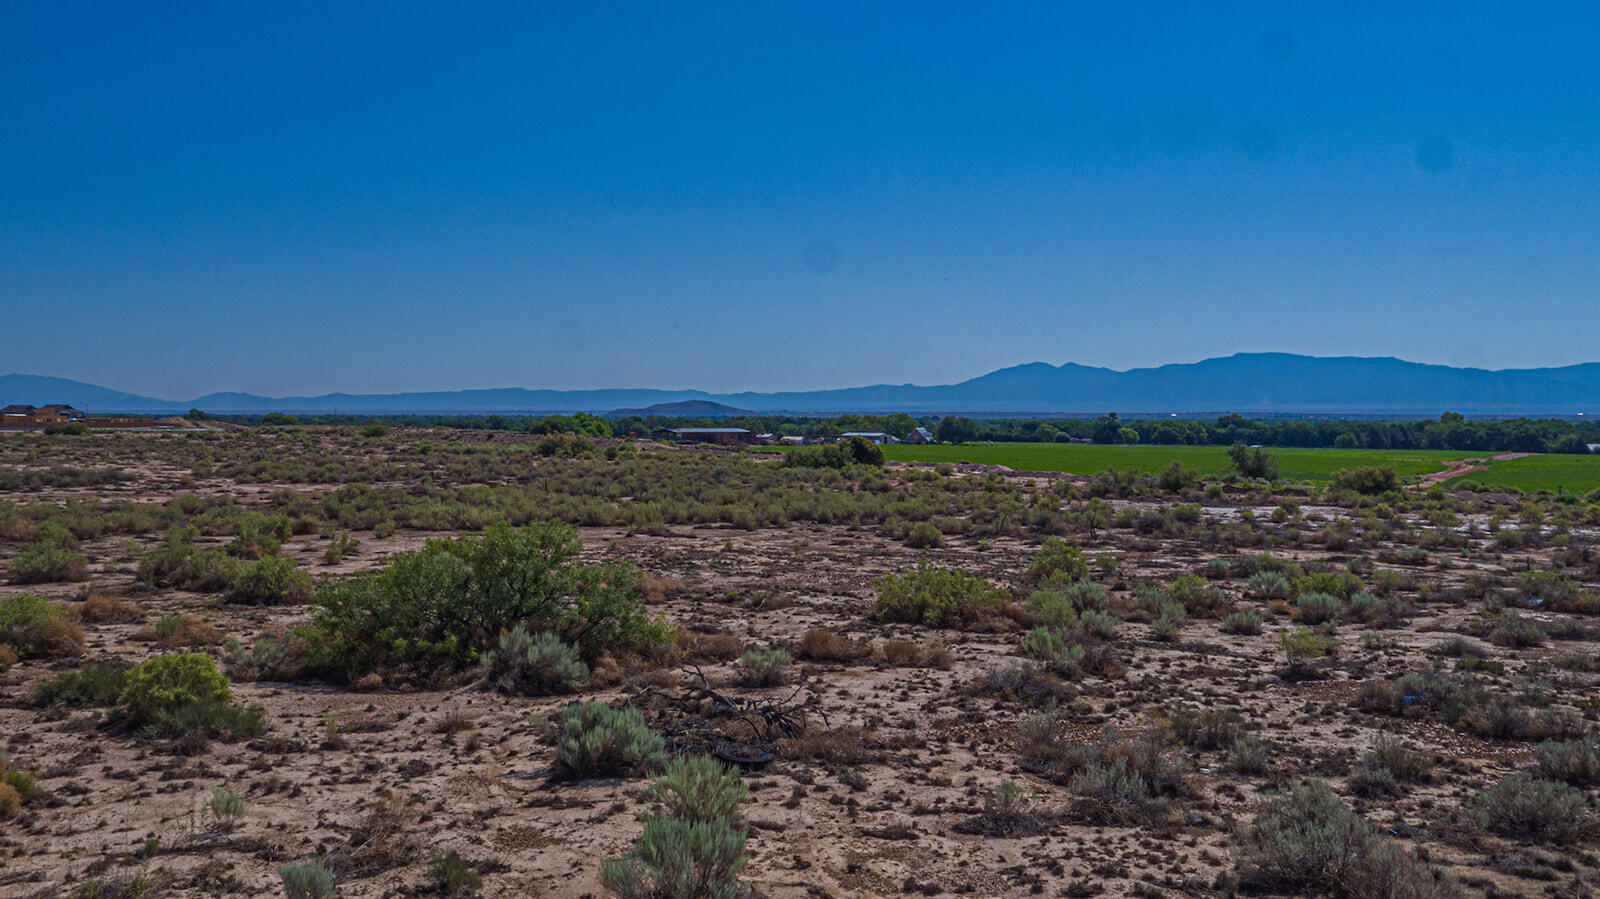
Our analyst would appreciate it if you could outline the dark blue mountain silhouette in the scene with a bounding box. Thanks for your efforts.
[5,354,1598,415]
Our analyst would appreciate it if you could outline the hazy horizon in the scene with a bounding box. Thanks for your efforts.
[5,4,1599,398]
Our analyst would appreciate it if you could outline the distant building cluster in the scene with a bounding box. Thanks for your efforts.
[655,426,933,446]
[0,404,193,431]
[1,404,84,423]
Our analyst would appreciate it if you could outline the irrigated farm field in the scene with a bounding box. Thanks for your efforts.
[2,428,1599,899]
[874,441,1600,492]
[1443,452,1600,494]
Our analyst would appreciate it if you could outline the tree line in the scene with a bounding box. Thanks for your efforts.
[205,410,1597,454]
[963,411,1596,454]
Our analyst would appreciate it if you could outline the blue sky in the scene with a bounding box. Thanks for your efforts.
[3,2,1598,399]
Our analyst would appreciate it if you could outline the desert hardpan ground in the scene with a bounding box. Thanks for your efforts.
[1,428,1598,898]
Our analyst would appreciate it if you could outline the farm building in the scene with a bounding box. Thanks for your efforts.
[661,427,754,446]
[905,427,933,444]
[778,435,807,445]
[840,432,899,445]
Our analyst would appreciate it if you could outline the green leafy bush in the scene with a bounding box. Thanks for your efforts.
[480,626,589,695]
[7,538,90,584]
[305,521,669,679]
[871,562,1008,629]
[0,594,84,659]
[841,436,885,466]
[555,701,665,778]
[1,751,36,809]
[1156,461,1198,493]
[1029,538,1088,584]
[228,555,313,605]
[903,520,942,548]
[222,514,290,559]
[33,661,131,706]
[138,526,243,592]
[781,444,845,469]
[1023,589,1078,629]
[42,421,89,436]
[1227,443,1277,479]
[1280,628,1335,662]
[142,699,264,741]
[110,652,263,740]
[117,652,230,718]
[1331,466,1399,495]
[782,444,863,470]
[1294,570,1362,599]
[1162,574,1229,618]
[1171,502,1201,522]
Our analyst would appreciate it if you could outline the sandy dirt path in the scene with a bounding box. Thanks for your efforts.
[1415,452,1535,486]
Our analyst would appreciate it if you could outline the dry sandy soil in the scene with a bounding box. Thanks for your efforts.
[1,429,1598,898]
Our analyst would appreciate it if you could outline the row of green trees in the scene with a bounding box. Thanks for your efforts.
[207,409,1596,454]
[968,411,1596,453]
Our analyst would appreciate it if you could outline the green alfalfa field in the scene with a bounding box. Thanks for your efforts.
[845,442,1600,492]
[1441,452,1600,493]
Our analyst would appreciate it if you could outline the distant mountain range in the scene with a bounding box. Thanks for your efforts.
[5,354,1599,416]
